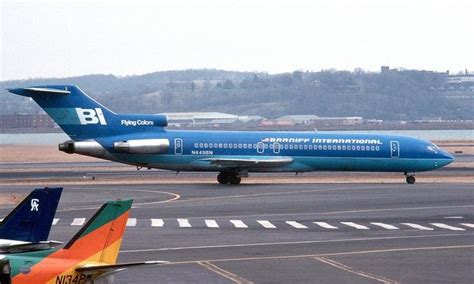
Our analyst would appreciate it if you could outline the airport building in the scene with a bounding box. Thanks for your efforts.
[276,115,363,126]
[0,113,55,129]
[161,112,265,127]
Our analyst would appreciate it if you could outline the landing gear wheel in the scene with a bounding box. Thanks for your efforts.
[229,176,241,185]
[217,172,228,184]
[406,176,416,184]
[217,172,241,185]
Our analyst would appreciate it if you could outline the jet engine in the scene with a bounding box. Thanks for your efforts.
[59,140,107,157]
[113,139,169,154]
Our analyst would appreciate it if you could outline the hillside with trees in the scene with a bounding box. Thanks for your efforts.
[1,68,472,121]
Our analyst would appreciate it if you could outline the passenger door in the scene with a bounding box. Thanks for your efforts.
[390,141,399,158]
[257,142,265,154]
[273,142,281,154]
[174,138,183,155]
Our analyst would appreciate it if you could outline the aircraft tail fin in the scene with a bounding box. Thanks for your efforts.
[0,187,62,243]
[61,199,132,264]
[7,85,168,140]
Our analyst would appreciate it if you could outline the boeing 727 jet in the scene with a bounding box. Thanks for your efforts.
[8,85,454,184]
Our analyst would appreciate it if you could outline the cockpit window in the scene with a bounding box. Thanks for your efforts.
[427,144,439,153]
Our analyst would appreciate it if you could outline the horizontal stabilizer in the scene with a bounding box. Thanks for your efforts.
[76,260,168,274]
[201,157,293,168]
[7,87,71,96]
[0,240,62,253]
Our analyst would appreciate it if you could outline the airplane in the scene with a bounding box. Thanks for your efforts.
[7,85,455,184]
[0,199,166,284]
[0,187,62,252]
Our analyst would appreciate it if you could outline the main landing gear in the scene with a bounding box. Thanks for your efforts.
[405,172,416,184]
[217,172,242,185]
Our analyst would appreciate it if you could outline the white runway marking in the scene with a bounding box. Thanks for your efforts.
[340,222,369,230]
[313,222,338,229]
[430,223,465,231]
[401,223,433,230]
[71,218,86,226]
[460,223,474,228]
[205,219,219,228]
[177,218,191,227]
[286,221,308,229]
[151,219,164,227]
[370,222,399,230]
[257,220,276,229]
[126,218,137,227]
[52,218,59,225]
[230,220,248,228]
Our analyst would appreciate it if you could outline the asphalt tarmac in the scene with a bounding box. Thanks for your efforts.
[0,179,473,283]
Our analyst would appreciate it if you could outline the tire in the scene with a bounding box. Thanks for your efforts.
[229,176,241,185]
[406,176,416,184]
[217,172,229,184]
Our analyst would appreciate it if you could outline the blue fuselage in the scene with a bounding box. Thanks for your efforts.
[97,130,454,173]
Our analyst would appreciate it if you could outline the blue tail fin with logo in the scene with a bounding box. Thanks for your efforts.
[7,85,168,140]
[0,187,62,243]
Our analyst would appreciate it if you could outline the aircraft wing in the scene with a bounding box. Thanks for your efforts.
[75,261,169,275]
[0,240,62,253]
[200,157,293,168]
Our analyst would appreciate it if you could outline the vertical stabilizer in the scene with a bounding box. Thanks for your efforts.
[7,85,115,140]
[0,187,62,243]
[61,199,132,264]
[7,85,168,140]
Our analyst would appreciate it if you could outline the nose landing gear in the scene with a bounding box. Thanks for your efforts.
[404,172,416,184]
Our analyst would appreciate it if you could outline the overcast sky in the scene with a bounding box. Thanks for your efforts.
[1,0,473,81]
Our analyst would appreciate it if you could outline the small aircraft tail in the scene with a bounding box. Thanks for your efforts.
[0,187,62,243]
[61,199,132,264]
[7,85,167,140]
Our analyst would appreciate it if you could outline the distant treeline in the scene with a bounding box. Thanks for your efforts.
[1,69,471,120]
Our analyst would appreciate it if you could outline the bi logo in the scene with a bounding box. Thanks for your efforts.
[30,199,39,212]
[75,108,107,125]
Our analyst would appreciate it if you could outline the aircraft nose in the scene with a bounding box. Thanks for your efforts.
[437,150,455,166]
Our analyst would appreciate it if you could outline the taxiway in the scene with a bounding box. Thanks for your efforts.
[0,178,473,283]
